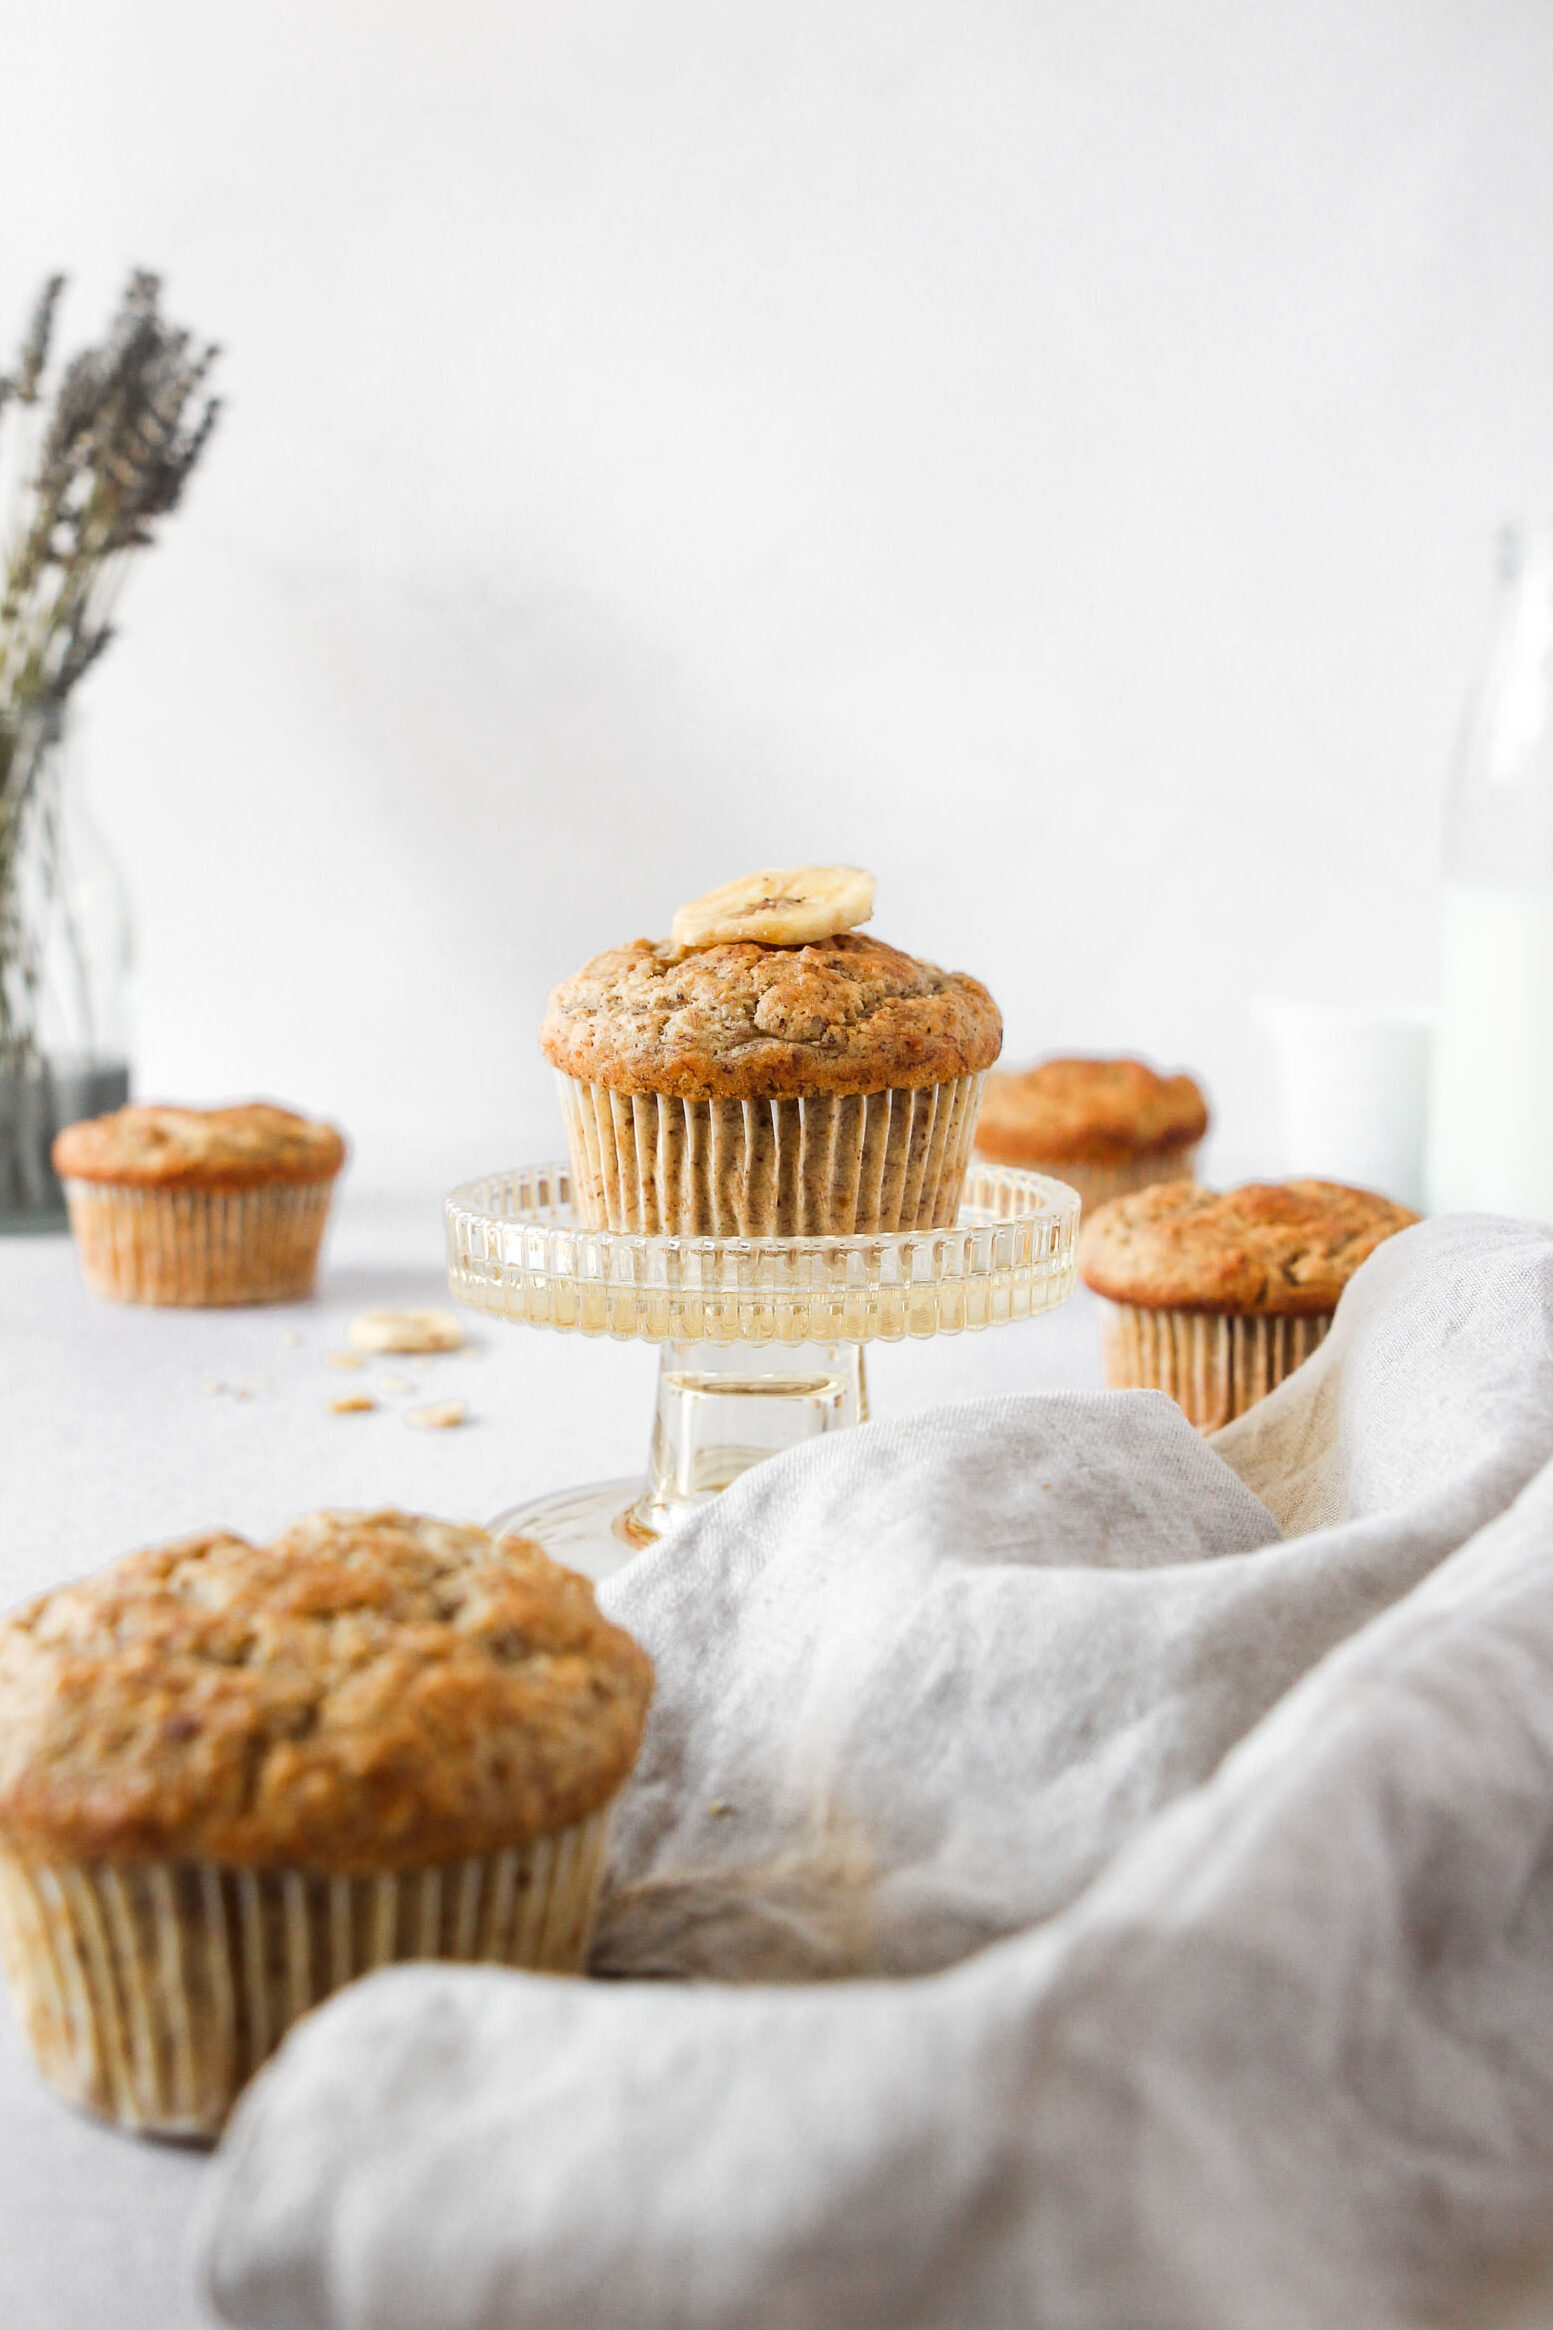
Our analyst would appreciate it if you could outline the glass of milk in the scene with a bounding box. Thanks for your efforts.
[1424,524,1553,1220]
[1258,1001,1432,1212]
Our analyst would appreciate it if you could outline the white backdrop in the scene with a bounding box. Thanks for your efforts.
[3,0,1552,1195]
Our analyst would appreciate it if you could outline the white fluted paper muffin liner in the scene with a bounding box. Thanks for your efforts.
[61,1177,337,1306]
[1004,1141,1200,1218]
[556,1071,986,1236]
[0,1809,609,2139]
[1099,1301,1332,1433]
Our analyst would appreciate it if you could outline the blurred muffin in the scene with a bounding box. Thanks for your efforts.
[541,867,1002,1235]
[974,1056,1208,1213]
[52,1101,345,1305]
[1080,1178,1418,1430]
[0,1510,654,2138]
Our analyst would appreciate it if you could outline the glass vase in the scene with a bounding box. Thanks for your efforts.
[0,727,133,1231]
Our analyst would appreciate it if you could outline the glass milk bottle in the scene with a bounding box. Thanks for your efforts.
[1425,524,1553,1217]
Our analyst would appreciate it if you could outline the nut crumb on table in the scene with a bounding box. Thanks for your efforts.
[349,1308,465,1355]
[405,1400,467,1430]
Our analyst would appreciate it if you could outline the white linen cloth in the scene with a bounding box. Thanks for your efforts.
[198,1215,1553,2329]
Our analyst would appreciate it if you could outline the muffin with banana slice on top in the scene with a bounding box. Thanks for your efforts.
[541,867,1003,1235]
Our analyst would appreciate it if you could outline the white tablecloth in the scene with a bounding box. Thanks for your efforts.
[0,1186,1103,2330]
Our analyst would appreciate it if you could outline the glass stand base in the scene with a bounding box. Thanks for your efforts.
[489,1477,658,1581]
[492,1339,869,1579]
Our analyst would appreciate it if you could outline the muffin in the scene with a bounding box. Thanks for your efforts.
[52,1101,346,1305]
[1080,1178,1419,1430]
[540,866,1003,1236]
[0,1510,653,2138]
[974,1055,1209,1213]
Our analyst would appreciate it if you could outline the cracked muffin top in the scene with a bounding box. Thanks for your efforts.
[1078,1179,1419,1315]
[0,1512,653,1871]
[975,1056,1209,1167]
[540,932,1002,1099]
[52,1102,346,1190]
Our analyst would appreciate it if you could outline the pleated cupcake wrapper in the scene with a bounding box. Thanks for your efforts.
[1100,1301,1332,1433]
[557,1071,987,1236]
[0,1810,609,2139]
[61,1176,337,1306]
[1009,1141,1201,1219]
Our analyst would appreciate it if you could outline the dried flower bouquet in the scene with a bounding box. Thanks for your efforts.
[0,272,219,1075]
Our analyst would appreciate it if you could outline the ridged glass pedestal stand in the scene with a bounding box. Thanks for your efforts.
[445,1161,1079,1578]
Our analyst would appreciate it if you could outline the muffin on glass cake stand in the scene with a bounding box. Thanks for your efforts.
[541,864,1001,1236]
[447,868,1082,1577]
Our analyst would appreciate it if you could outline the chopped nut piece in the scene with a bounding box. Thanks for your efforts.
[324,1351,366,1371]
[405,1400,467,1431]
[202,1379,225,1396]
[350,1308,465,1355]
[376,1372,416,1396]
[279,1330,303,1348]
[328,1394,377,1415]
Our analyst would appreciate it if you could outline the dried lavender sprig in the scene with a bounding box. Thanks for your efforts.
[0,270,219,1071]
[0,275,64,416]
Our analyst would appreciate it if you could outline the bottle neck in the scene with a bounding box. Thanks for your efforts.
[1445,523,1553,884]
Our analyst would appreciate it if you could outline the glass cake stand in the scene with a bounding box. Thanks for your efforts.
[444,1160,1079,1577]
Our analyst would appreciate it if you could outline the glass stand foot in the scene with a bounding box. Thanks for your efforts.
[492,1339,869,1579]
[489,1477,658,1582]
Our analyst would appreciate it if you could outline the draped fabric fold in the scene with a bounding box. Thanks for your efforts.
[199,1217,1553,2330]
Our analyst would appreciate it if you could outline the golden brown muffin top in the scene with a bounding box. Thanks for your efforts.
[52,1102,346,1190]
[1079,1178,1419,1315]
[0,1512,653,1873]
[540,931,1002,1100]
[975,1056,1209,1167]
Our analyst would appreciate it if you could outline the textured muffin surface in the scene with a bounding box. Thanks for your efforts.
[52,1102,345,1190]
[975,1056,1208,1167]
[1079,1179,1419,1314]
[540,932,1001,1100]
[0,1512,653,1871]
